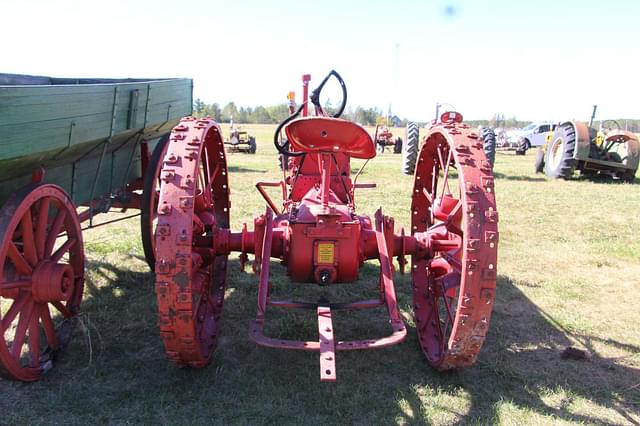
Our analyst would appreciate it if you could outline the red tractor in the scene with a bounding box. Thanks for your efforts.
[154,71,499,381]
[375,125,403,154]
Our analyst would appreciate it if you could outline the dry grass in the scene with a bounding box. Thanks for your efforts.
[1,123,639,425]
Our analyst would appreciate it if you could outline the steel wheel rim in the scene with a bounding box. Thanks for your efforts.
[410,128,498,369]
[155,118,230,367]
[0,184,84,381]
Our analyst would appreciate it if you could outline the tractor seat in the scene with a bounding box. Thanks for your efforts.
[284,116,376,159]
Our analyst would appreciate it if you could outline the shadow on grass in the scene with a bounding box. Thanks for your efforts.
[227,165,268,173]
[3,261,638,424]
[574,174,638,185]
[399,274,639,425]
[492,171,546,182]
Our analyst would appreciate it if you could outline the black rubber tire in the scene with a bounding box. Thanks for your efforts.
[393,137,403,154]
[544,123,577,179]
[402,122,419,175]
[376,142,385,154]
[618,169,637,183]
[534,148,545,173]
[480,127,496,167]
[141,133,170,270]
[516,139,530,155]
[248,136,257,154]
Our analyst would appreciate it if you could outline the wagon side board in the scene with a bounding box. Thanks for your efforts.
[0,77,193,207]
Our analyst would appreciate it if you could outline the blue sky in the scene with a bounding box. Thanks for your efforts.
[3,0,639,122]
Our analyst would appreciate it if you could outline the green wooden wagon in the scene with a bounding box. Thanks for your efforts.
[0,73,192,381]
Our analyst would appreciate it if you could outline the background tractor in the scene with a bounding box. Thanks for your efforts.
[374,125,403,154]
[224,123,257,154]
[535,106,639,181]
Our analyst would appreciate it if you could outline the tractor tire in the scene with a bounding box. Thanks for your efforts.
[534,148,545,173]
[393,137,403,154]
[618,169,637,183]
[544,123,577,179]
[402,122,419,175]
[141,133,170,270]
[480,127,496,167]
[248,136,257,154]
[515,139,529,155]
[376,142,385,154]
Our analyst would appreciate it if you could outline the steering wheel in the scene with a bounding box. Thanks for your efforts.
[601,119,621,132]
[309,70,347,118]
[273,70,348,157]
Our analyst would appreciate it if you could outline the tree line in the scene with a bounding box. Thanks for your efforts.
[193,99,409,127]
[194,99,640,131]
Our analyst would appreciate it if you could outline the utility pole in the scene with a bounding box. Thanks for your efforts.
[387,43,399,126]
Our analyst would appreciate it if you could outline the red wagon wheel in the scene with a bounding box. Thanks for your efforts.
[0,184,84,381]
[410,124,498,369]
[141,134,170,270]
[155,117,230,368]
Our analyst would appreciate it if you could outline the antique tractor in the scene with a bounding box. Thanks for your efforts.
[374,125,403,154]
[153,71,499,381]
[535,106,639,181]
[224,124,257,154]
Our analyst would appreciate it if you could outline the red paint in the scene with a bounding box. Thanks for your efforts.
[149,74,499,381]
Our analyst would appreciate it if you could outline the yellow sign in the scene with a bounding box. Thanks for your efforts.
[317,242,335,264]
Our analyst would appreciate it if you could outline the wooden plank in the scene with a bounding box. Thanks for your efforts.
[0,76,191,206]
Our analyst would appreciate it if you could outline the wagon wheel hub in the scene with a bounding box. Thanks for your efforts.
[31,261,74,303]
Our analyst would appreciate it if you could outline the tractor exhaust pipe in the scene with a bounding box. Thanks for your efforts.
[588,104,598,129]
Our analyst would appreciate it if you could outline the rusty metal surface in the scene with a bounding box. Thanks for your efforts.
[410,119,498,370]
[150,74,499,381]
[0,184,84,381]
[318,306,336,382]
[154,117,230,368]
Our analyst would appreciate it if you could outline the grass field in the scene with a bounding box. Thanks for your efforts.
[1,123,639,425]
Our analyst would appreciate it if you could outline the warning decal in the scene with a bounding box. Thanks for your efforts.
[317,242,335,264]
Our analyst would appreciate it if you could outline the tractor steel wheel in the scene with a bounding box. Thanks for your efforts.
[141,134,170,270]
[0,184,84,381]
[155,117,230,368]
[410,127,498,369]
[545,124,577,179]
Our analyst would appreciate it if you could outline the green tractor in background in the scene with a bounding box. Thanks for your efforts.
[535,106,639,182]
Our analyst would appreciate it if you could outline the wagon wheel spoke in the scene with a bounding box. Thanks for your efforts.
[7,241,32,276]
[34,198,50,260]
[51,301,73,318]
[40,304,59,350]
[1,292,28,331]
[28,305,41,367]
[20,207,38,267]
[51,238,77,263]
[0,279,32,290]
[10,299,34,358]
[44,209,66,259]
